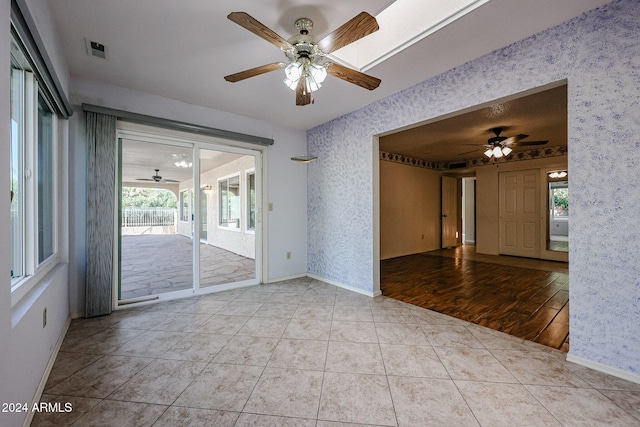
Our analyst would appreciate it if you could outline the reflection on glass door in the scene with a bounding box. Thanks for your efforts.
[199,148,257,288]
[118,139,193,302]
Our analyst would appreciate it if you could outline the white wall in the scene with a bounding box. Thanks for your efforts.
[1,1,72,425]
[379,161,441,259]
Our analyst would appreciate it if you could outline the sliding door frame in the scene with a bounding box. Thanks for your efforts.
[114,122,266,309]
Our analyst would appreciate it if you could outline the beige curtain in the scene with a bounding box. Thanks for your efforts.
[85,111,117,317]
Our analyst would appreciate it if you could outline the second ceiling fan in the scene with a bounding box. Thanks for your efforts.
[224,11,381,106]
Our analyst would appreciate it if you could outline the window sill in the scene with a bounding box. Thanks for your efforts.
[11,262,65,329]
[11,255,59,309]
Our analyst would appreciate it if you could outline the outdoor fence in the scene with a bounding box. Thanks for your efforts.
[122,207,176,228]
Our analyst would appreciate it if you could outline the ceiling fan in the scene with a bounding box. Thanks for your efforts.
[224,11,381,106]
[461,127,548,158]
[135,169,179,183]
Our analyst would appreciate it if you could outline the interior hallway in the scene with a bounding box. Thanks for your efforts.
[381,245,570,351]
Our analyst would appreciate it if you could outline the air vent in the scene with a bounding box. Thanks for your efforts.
[447,161,467,169]
[85,39,108,60]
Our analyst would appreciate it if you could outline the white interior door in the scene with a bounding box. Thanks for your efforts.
[499,169,540,258]
[441,176,458,248]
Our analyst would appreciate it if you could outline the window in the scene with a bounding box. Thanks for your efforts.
[10,57,25,281]
[38,93,55,262]
[219,175,240,229]
[10,34,58,291]
[247,171,256,231]
[180,189,189,222]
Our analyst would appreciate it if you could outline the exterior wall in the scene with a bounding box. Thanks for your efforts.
[178,155,256,259]
[308,0,640,376]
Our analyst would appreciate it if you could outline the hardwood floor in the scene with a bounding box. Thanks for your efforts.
[380,245,570,351]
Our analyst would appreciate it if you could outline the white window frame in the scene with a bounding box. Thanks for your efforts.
[10,34,59,306]
[245,169,256,234]
[218,173,241,231]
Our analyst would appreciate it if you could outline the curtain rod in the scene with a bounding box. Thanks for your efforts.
[82,103,274,146]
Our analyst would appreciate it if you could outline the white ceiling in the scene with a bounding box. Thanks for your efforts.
[121,138,244,184]
[48,0,610,131]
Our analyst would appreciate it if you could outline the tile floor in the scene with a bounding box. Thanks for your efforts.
[33,277,640,426]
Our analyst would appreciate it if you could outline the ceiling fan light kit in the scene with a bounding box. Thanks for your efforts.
[224,12,381,106]
[482,127,546,159]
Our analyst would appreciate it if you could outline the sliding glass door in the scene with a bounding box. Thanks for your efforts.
[119,139,194,302]
[198,148,257,289]
[116,126,261,305]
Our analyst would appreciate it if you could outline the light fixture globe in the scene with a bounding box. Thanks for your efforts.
[309,63,327,84]
[502,146,512,156]
[283,62,303,90]
[493,146,503,158]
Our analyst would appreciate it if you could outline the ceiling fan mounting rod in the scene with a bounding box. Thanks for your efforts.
[295,17,313,34]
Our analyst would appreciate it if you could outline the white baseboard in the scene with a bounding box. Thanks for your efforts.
[566,353,640,385]
[23,316,72,427]
[265,273,308,283]
[306,273,381,297]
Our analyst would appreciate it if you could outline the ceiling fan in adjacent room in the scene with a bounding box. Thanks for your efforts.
[224,11,382,106]
[135,169,179,183]
[461,127,549,159]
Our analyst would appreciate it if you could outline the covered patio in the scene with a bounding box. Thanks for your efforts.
[120,234,255,300]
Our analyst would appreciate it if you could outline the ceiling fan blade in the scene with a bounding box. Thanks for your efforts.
[318,12,379,54]
[224,62,286,82]
[502,134,529,145]
[519,140,549,146]
[327,63,380,90]
[162,179,180,183]
[227,12,292,51]
[135,178,154,181]
[296,77,311,106]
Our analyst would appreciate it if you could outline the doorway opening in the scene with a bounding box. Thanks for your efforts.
[378,82,569,349]
[461,177,476,245]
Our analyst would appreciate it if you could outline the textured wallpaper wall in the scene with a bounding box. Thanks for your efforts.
[307,0,639,374]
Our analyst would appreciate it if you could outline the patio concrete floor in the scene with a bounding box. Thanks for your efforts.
[120,234,255,300]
